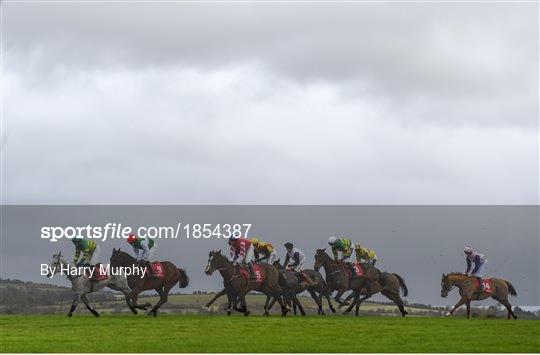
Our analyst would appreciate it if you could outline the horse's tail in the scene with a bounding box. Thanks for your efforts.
[178,268,189,288]
[505,281,517,297]
[393,273,408,297]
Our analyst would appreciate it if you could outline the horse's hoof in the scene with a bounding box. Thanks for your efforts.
[330,308,336,313]
[94,312,100,317]
[202,305,210,311]
[343,310,350,315]
[132,310,138,315]
[244,311,250,317]
[67,313,73,318]
[445,312,452,317]
[263,311,270,316]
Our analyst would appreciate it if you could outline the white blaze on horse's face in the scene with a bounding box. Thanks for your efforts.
[205,253,214,275]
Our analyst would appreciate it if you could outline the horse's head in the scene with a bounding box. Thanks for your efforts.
[440,273,452,298]
[47,252,65,278]
[314,248,328,271]
[110,247,132,267]
[272,258,283,270]
[205,250,223,275]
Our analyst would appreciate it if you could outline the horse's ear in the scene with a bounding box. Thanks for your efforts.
[58,251,62,257]
[218,249,221,254]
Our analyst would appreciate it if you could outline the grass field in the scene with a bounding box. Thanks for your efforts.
[1,314,539,353]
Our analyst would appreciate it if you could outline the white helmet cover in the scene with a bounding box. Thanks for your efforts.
[464,245,473,253]
[328,236,337,244]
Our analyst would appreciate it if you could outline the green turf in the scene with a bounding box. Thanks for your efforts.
[1,314,538,353]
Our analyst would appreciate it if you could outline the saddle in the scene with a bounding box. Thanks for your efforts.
[340,262,364,279]
[474,278,493,293]
[238,263,265,283]
[85,264,109,281]
[149,262,165,278]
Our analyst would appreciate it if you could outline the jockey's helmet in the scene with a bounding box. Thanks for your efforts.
[251,237,260,245]
[328,236,337,244]
[464,245,473,254]
[354,243,361,250]
[284,242,293,250]
[127,234,137,244]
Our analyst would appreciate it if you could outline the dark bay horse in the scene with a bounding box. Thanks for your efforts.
[343,271,409,316]
[441,272,518,319]
[268,259,335,315]
[110,248,189,316]
[265,260,319,316]
[314,248,380,314]
[205,250,288,316]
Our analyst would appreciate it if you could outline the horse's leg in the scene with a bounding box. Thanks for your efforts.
[466,301,471,319]
[263,296,272,316]
[308,289,324,315]
[343,290,357,314]
[239,294,249,317]
[334,286,348,307]
[323,288,336,313]
[108,280,138,314]
[129,285,149,309]
[446,297,467,316]
[205,288,227,309]
[68,295,80,317]
[292,295,305,316]
[148,285,170,317]
[381,290,407,317]
[81,294,100,317]
[494,296,517,320]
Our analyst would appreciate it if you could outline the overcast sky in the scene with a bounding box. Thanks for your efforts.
[2,2,538,205]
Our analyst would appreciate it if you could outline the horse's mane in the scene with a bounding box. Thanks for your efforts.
[112,249,137,262]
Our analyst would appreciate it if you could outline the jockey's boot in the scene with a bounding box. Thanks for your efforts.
[248,262,256,280]
[90,263,101,281]
[346,262,355,276]
[476,277,483,292]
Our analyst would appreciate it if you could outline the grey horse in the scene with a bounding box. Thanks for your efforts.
[46,252,143,317]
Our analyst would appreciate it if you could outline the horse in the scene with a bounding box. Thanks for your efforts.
[46,252,138,317]
[441,272,518,319]
[110,248,189,316]
[266,259,335,315]
[314,248,380,315]
[205,250,288,316]
[262,259,318,316]
[342,271,409,316]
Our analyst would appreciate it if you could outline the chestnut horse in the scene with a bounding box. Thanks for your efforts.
[441,272,518,319]
[110,248,189,316]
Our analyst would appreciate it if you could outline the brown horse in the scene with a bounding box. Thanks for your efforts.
[342,271,409,317]
[269,259,336,315]
[314,248,379,315]
[110,248,189,316]
[441,272,518,319]
[205,250,288,316]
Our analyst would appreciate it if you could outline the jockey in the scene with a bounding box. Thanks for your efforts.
[464,246,488,292]
[72,237,100,267]
[283,242,306,271]
[354,243,378,266]
[127,234,157,277]
[328,236,355,274]
[228,233,256,279]
[251,237,278,265]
